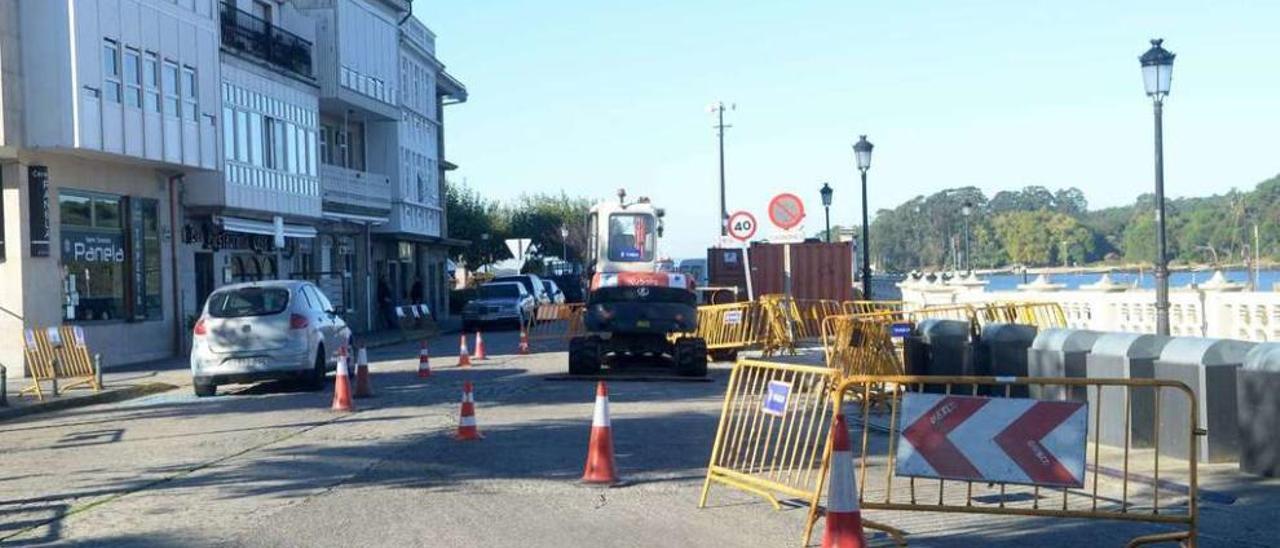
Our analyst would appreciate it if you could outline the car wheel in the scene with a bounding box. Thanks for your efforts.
[305,345,326,391]
[194,381,217,398]
[675,338,708,377]
[569,336,602,376]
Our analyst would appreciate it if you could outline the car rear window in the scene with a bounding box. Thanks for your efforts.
[493,276,534,294]
[207,287,291,318]
[479,284,519,299]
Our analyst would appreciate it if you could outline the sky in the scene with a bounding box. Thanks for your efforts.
[417,1,1280,259]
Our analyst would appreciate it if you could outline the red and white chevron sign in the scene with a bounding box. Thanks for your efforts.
[894,393,1088,488]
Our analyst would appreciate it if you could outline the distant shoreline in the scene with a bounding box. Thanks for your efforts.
[970,263,1274,276]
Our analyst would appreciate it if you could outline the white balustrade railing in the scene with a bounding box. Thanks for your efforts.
[899,277,1280,343]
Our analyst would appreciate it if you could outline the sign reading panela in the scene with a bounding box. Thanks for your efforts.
[761,380,791,416]
[895,393,1088,488]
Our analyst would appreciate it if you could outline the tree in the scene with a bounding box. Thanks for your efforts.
[1053,187,1088,217]
[507,192,592,265]
[446,182,510,269]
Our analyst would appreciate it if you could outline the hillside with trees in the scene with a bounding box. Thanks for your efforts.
[867,174,1280,271]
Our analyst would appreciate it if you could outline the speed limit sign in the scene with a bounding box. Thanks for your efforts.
[727,211,757,242]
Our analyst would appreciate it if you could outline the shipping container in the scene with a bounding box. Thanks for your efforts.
[707,242,856,301]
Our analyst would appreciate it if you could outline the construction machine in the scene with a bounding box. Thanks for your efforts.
[568,189,707,376]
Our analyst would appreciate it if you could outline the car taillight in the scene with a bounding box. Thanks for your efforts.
[193,318,207,336]
[289,314,309,330]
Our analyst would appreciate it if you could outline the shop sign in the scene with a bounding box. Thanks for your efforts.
[28,166,50,257]
[129,198,147,320]
[61,229,125,263]
[183,221,295,257]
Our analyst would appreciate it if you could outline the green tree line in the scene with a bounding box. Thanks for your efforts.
[446,182,592,272]
[868,174,1280,271]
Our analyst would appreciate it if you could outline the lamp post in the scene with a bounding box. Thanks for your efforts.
[820,182,834,243]
[853,135,874,299]
[1141,38,1175,336]
[560,225,569,263]
[961,200,973,272]
[480,233,491,275]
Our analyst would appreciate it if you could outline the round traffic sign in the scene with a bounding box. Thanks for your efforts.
[727,211,757,242]
[768,193,806,231]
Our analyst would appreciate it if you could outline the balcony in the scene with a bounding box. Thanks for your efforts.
[320,164,391,220]
[219,2,313,80]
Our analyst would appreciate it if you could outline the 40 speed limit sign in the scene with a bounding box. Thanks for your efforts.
[727,211,757,242]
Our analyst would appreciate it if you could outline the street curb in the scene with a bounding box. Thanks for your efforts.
[0,382,180,423]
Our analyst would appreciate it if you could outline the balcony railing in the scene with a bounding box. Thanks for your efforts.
[219,1,313,79]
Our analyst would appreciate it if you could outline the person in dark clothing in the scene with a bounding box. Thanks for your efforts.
[409,278,424,304]
[377,276,397,329]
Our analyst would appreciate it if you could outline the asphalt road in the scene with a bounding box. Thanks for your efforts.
[0,329,1274,547]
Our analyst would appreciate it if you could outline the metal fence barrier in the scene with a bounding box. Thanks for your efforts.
[20,326,102,401]
[687,301,766,352]
[523,303,586,342]
[802,374,1202,547]
[974,301,1068,330]
[699,359,839,510]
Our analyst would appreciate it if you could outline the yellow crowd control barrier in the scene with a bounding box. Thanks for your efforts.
[20,325,102,401]
[820,315,904,378]
[973,301,1068,331]
[802,375,1201,547]
[688,301,766,352]
[841,300,904,316]
[699,359,839,510]
[523,303,585,342]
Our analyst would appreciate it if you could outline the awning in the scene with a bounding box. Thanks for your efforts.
[322,211,389,225]
[218,216,317,239]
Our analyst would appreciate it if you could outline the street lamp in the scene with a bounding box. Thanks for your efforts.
[853,135,874,299]
[560,225,569,265]
[1140,38,1175,336]
[961,201,973,272]
[820,182,834,243]
[480,233,491,275]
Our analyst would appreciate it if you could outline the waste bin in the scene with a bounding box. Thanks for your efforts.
[974,323,1037,397]
[1086,333,1171,449]
[1155,337,1255,463]
[903,319,972,392]
[1027,329,1102,401]
[1239,343,1280,477]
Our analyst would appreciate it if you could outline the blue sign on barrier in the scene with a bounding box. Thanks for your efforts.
[762,381,791,416]
[891,322,913,338]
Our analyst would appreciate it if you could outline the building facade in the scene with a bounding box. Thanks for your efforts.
[0,0,466,378]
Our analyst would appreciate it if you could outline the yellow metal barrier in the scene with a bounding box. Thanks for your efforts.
[698,359,839,510]
[820,315,904,378]
[20,325,101,401]
[803,375,1201,547]
[688,301,765,352]
[973,301,1068,330]
[841,300,904,316]
[523,303,586,342]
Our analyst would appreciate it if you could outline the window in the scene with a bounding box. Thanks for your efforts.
[182,67,198,121]
[207,287,290,318]
[251,0,272,24]
[60,191,126,321]
[140,200,162,319]
[123,48,141,108]
[144,52,160,112]
[222,107,235,159]
[305,130,316,176]
[162,61,179,117]
[235,110,249,162]
[102,40,121,103]
[607,214,655,262]
[272,118,286,170]
[248,112,263,167]
[335,127,349,169]
[318,127,330,166]
[285,122,297,173]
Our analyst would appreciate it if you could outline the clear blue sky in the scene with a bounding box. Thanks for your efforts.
[419,1,1280,259]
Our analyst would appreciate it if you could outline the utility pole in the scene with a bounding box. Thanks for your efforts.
[711,102,734,237]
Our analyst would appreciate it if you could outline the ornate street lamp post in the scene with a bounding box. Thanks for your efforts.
[1141,38,1175,336]
[820,182,834,243]
[853,135,874,299]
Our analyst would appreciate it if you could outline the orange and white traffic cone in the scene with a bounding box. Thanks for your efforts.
[822,412,867,548]
[457,333,472,367]
[518,329,531,355]
[581,381,619,484]
[331,346,355,412]
[417,341,432,379]
[473,330,488,360]
[353,346,373,398]
[454,381,482,440]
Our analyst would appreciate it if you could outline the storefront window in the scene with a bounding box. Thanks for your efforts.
[60,191,126,321]
[59,190,162,322]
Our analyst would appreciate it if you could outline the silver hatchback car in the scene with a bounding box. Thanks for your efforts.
[190,280,351,397]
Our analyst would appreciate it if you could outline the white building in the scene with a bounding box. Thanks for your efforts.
[1,0,221,372]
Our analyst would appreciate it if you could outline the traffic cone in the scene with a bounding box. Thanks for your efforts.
[581,381,619,484]
[354,346,373,398]
[473,330,488,360]
[331,346,355,412]
[455,381,482,440]
[457,333,472,367]
[518,329,531,355]
[417,341,432,379]
[821,412,867,548]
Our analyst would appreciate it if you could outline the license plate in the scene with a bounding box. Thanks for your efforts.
[231,357,270,369]
[636,320,651,328]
